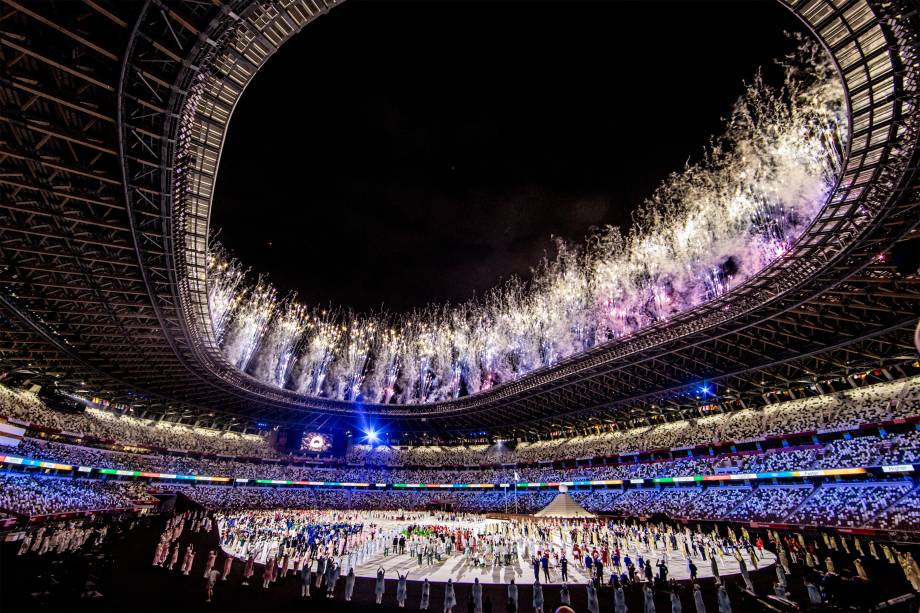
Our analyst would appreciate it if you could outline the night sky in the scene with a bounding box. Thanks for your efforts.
[213,0,807,314]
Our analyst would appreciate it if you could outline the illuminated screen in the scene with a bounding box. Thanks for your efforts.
[301,432,331,453]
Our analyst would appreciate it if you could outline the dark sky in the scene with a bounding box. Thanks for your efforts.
[213,0,806,314]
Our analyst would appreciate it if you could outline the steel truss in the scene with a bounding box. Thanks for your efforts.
[0,0,918,436]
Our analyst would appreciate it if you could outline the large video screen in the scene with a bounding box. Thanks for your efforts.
[301,432,332,453]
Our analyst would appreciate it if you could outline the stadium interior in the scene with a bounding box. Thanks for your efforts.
[0,0,919,612]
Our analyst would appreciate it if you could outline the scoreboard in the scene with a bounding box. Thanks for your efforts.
[300,432,332,453]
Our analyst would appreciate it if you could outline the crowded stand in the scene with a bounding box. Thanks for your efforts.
[2,376,919,473]
[346,443,518,467]
[8,430,919,488]
[720,448,820,473]
[351,375,920,466]
[0,374,919,534]
[0,474,155,517]
[170,484,525,515]
[573,490,620,513]
[0,385,274,458]
[603,489,669,515]
[680,487,753,521]
[726,486,815,523]
[149,485,560,515]
[788,483,915,528]
[3,467,917,533]
[816,431,920,468]
[633,488,701,516]
[869,486,920,531]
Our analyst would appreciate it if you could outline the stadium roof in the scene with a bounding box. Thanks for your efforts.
[0,0,918,436]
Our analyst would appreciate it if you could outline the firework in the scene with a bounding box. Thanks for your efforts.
[206,248,245,343]
[220,282,276,372]
[206,40,846,406]
[291,310,343,397]
[249,300,307,388]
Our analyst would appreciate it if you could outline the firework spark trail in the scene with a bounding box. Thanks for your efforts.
[249,300,307,388]
[291,310,342,396]
[206,250,245,343]
[370,326,403,404]
[331,319,377,401]
[220,282,276,372]
[206,41,846,406]
[430,312,461,400]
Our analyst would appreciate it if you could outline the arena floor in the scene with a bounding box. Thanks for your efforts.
[220,515,776,585]
[3,507,907,613]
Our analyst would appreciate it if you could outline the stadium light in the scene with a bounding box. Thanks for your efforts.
[363,428,380,444]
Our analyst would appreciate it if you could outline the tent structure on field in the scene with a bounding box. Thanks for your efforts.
[533,488,595,518]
